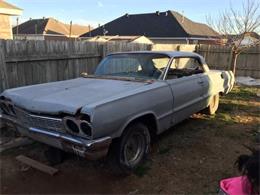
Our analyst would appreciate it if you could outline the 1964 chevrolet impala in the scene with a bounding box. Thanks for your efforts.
[0,51,234,172]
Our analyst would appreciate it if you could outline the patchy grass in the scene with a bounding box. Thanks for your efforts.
[217,113,236,124]
[226,86,259,101]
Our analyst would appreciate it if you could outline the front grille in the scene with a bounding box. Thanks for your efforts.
[14,107,65,133]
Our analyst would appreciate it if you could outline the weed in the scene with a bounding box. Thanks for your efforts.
[134,163,151,177]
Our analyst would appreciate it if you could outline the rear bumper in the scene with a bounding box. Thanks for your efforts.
[0,113,112,160]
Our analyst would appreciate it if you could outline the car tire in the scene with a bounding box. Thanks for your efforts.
[109,122,151,175]
[206,94,219,115]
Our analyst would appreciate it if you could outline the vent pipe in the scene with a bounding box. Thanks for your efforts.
[181,11,185,23]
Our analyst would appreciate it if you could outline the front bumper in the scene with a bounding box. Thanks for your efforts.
[0,113,112,160]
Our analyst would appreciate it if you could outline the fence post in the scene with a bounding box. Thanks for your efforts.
[0,40,9,93]
[0,41,7,129]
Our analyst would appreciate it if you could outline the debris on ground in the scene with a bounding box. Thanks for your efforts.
[0,137,33,153]
[0,136,12,145]
[236,76,260,87]
[20,165,31,172]
[16,155,59,176]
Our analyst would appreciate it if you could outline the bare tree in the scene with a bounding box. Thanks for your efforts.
[207,0,260,76]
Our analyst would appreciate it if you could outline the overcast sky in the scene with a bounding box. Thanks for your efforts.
[8,0,247,27]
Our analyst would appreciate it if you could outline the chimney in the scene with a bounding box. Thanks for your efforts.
[88,25,92,37]
[156,11,160,16]
[125,13,129,18]
[181,11,185,23]
[43,17,45,20]
[69,21,72,38]
[16,17,19,35]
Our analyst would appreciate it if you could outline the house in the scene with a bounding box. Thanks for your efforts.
[81,10,219,44]
[221,32,260,47]
[13,18,92,40]
[0,0,23,39]
[234,32,259,47]
[85,35,153,44]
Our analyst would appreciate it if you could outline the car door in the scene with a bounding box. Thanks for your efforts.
[165,57,206,125]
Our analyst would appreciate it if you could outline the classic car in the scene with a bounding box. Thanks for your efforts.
[0,51,234,173]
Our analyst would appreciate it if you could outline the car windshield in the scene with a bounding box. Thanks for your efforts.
[94,53,170,80]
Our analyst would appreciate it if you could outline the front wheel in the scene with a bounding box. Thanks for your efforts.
[109,123,151,174]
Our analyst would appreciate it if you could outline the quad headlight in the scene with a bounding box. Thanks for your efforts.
[63,115,92,138]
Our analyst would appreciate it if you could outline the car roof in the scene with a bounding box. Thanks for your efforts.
[107,51,203,59]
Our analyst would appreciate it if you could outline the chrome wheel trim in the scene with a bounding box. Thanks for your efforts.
[123,132,146,167]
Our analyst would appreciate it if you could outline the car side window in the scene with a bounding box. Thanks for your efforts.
[166,57,204,80]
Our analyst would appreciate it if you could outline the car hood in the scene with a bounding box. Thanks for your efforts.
[1,78,148,115]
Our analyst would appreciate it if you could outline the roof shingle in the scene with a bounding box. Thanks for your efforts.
[81,11,218,38]
[13,18,91,37]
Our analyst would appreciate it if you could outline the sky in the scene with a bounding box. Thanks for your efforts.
[8,0,248,28]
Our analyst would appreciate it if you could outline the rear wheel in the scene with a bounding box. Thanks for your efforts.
[109,123,151,175]
[206,94,219,115]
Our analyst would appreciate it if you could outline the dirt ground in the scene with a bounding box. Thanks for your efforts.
[0,86,259,194]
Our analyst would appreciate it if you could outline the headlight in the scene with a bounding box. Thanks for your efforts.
[63,115,92,138]
[64,118,80,133]
[79,121,92,137]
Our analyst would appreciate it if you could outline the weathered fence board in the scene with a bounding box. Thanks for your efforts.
[0,43,8,92]
[0,40,259,94]
[0,40,151,93]
[196,44,260,79]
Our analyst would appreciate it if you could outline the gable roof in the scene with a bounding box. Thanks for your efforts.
[0,0,23,15]
[86,35,154,44]
[170,11,218,37]
[81,11,218,38]
[13,18,91,37]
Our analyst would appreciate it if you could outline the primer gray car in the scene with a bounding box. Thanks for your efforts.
[0,51,234,171]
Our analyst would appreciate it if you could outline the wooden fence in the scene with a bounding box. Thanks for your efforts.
[196,44,260,79]
[0,40,151,93]
[0,40,259,93]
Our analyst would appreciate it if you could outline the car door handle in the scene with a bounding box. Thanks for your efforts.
[198,81,204,84]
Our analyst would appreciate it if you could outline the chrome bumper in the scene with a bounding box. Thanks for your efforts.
[0,113,112,160]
